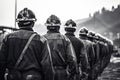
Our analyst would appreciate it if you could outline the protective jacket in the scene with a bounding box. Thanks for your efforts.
[79,36,95,80]
[43,31,77,80]
[65,33,88,80]
[0,28,44,80]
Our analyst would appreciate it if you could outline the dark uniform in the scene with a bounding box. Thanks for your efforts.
[43,15,77,80]
[0,8,44,80]
[87,32,103,80]
[98,41,108,75]
[79,28,95,80]
[87,32,113,80]
[96,36,113,76]
[64,19,87,80]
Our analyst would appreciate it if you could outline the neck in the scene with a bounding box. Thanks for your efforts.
[19,27,33,31]
[79,36,87,40]
[65,32,75,36]
[47,30,60,33]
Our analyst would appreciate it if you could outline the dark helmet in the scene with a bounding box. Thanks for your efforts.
[45,15,61,26]
[79,27,88,36]
[16,8,37,28]
[94,34,100,40]
[95,34,106,42]
[64,19,76,32]
[87,31,95,38]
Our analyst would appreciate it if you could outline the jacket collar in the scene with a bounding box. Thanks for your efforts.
[47,31,60,33]
[19,28,34,31]
[65,32,75,36]
[79,36,88,40]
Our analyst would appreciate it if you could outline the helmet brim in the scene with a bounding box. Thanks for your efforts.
[45,23,61,26]
[16,18,37,22]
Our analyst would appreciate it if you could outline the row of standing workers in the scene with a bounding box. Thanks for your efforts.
[0,8,114,80]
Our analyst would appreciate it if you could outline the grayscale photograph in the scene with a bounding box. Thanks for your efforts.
[0,0,120,80]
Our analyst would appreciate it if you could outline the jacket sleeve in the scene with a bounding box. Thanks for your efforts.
[0,36,8,80]
[66,41,78,77]
[80,45,90,71]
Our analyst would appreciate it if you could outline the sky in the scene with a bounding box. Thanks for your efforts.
[0,0,120,28]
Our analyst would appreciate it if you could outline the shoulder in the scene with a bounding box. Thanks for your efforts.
[61,34,71,43]
[40,36,47,43]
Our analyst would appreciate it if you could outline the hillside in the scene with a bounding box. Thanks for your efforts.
[76,4,120,38]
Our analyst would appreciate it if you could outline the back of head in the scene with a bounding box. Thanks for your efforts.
[45,15,61,32]
[16,8,37,29]
[64,19,76,33]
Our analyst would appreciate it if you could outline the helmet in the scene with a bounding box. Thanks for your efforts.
[79,27,88,36]
[65,19,76,28]
[45,15,61,26]
[16,8,37,22]
[65,19,76,32]
[87,31,95,38]
[95,34,106,42]
[94,34,100,40]
[16,8,37,28]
